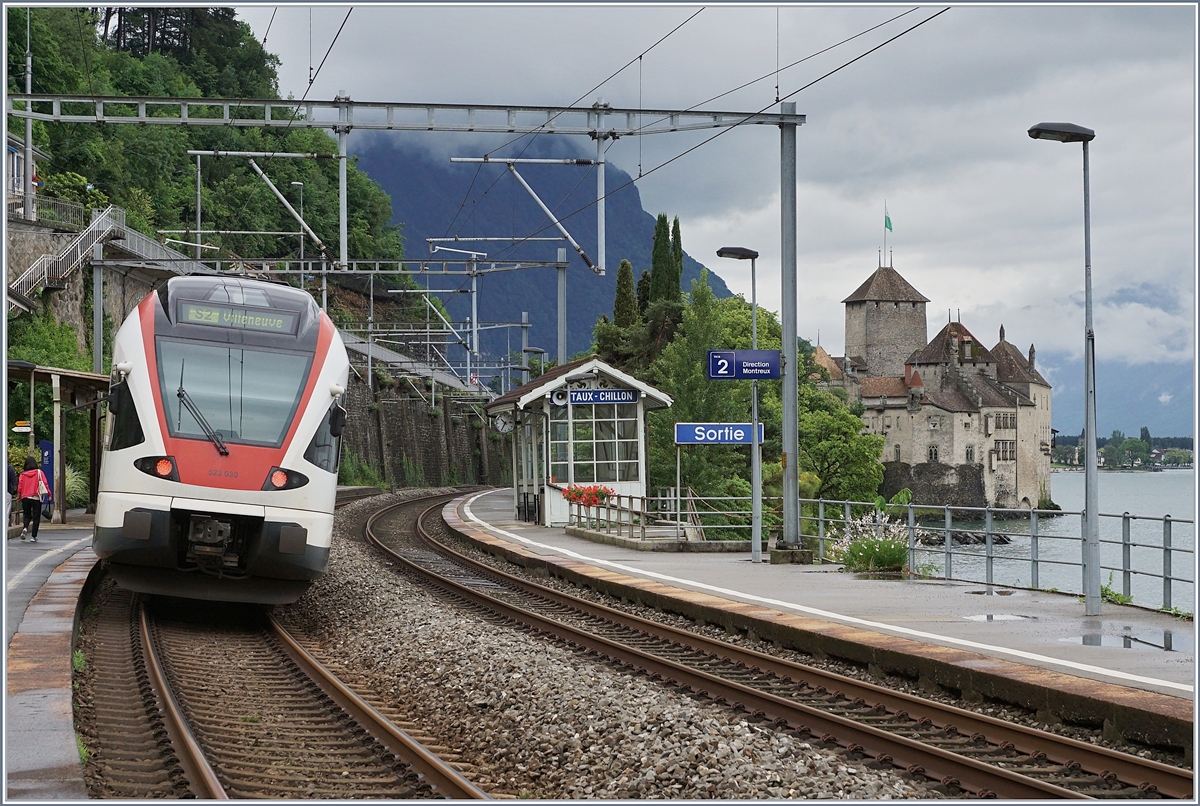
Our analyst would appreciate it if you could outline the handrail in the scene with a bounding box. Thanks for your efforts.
[9,205,123,301]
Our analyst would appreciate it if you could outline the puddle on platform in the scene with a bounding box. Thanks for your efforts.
[963,614,1033,621]
[1059,630,1194,653]
[853,572,906,580]
[966,589,1019,596]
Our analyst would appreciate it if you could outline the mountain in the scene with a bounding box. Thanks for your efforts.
[1042,352,1194,438]
[351,134,731,362]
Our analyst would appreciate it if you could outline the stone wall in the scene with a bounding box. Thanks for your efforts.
[341,374,511,488]
[6,225,75,284]
[845,299,927,377]
[881,461,986,509]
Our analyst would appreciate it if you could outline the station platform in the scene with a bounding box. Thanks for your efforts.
[447,488,1195,751]
[5,524,96,800]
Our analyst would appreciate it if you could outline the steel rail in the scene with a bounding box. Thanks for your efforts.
[269,617,490,800]
[137,601,229,799]
[426,504,1194,799]
[364,501,1086,799]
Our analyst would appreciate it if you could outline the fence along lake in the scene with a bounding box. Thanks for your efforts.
[911,469,1195,613]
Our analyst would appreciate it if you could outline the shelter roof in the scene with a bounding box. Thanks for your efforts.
[5,361,110,395]
[842,266,930,303]
[484,356,672,413]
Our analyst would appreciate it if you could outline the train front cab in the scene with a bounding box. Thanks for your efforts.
[93,278,349,604]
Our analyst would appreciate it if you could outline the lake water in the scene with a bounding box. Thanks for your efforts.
[910,469,1195,611]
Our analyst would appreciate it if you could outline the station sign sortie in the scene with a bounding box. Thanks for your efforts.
[707,349,781,380]
[675,423,765,445]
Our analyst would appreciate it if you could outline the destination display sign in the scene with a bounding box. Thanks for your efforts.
[707,349,781,380]
[568,388,637,405]
[675,422,764,445]
[179,301,298,335]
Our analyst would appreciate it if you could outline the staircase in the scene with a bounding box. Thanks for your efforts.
[8,205,212,314]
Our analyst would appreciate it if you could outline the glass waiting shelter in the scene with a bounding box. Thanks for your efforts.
[484,356,673,526]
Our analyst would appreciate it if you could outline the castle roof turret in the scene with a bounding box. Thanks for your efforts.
[841,266,930,303]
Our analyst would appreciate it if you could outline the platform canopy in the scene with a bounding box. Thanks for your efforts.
[485,355,672,416]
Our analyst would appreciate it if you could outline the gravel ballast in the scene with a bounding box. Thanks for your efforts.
[276,490,943,798]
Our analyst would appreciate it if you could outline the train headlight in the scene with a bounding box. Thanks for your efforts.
[134,456,179,482]
[262,467,308,491]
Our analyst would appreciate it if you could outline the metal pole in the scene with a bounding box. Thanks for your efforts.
[321,261,327,312]
[338,92,348,269]
[51,374,61,523]
[521,312,529,383]
[471,263,479,382]
[1082,138,1101,616]
[367,274,374,393]
[750,256,761,563]
[24,11,33,221]
[557,247,567,364]
[676,446,681,541]
[195,155,202,260]
[92,244,103,373]
[596,108,606,276]
[780,101,799,547]
[1121,512,1131,599]
[1162,515,1172,610]
[29,367,36,455]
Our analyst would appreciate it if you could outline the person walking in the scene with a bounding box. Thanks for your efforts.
[17,456,50,543]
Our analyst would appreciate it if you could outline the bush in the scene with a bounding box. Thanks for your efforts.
[828,513,910,572]
[839,536,909,572]
[65,464,88,508]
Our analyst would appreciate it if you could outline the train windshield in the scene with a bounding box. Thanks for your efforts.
[157,339,313,448]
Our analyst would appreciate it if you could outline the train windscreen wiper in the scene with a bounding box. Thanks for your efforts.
[177,382,229,456]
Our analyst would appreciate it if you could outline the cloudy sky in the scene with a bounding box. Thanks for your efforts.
[239,3,1195,418]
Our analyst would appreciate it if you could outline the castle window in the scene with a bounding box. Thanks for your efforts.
[928,445,939,462]
[963,419,971,429]
[894,445,901,462]
[928,417,940,429]
[884,416,891,428]
[966,446,975,462]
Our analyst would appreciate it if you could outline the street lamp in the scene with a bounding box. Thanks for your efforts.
[1028,121,1100,615]
[717,246,763,563]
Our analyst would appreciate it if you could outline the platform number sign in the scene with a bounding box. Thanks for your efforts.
[708,350,737,379]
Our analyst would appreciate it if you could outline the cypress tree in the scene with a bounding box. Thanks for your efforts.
[649,213,672,302]
[669,216,684,301]
[613,259,640,328]
[637,270,651,315]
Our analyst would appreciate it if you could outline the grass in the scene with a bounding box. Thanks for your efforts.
[72,650,86,672]
[1093,572,1134,606]
[76,734,90,766]
[839,537,909,572]
[1161,606,1193,621]
[240,713,261,723]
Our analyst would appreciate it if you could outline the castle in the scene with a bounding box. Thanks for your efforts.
[816,264,1053,510]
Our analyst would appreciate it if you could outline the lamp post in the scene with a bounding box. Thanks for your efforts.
[1028,121,1100,615]
[290,181,305,281]
[717,246,763,563]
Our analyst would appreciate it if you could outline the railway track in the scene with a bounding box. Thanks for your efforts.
[82,579,487,799]
[366,497,1193,800]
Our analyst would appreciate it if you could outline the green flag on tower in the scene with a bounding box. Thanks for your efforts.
[884,213,893,232]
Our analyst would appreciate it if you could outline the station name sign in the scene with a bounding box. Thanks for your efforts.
[707,349,781,380]
[675,422,765,445]
[568,388,637,404]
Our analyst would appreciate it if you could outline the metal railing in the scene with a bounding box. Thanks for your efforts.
[794,497,1191,612]
[7,192,90,231]
[9,205,125,303]
[565,489,706,540]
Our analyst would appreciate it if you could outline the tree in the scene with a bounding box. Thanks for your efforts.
[797,389,885,501]
[1119,438,1150,468]
[636,270,651,316]
[1140,426,1152,445]
[1101,430,1126,467]
[613,259,640,328]
[669,216,684,301]
[648,213,673,302]
[1163,449,1191,466]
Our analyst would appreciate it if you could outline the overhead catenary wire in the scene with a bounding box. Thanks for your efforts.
[442,7,704,239]
[494,7,950,254]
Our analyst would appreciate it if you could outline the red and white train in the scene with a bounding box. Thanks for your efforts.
[93,275,349,603]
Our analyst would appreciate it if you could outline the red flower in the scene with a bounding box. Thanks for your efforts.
[562,484,615,507]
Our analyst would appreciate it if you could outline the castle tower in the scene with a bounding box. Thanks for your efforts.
[843,265,929,377]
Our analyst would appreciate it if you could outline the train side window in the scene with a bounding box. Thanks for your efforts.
[304,402,342,473]
[106,381,145,451]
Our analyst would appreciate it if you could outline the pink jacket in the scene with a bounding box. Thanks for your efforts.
[17,469,49,501]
